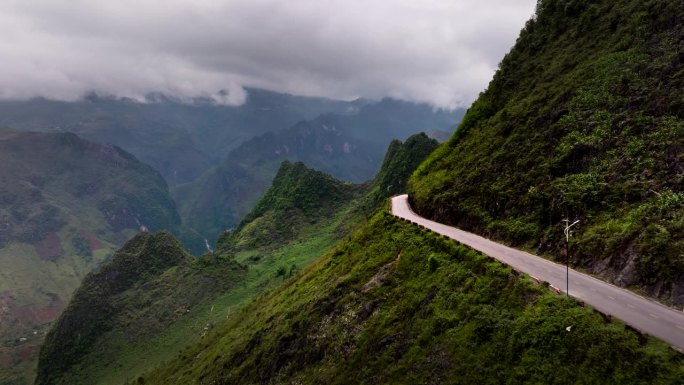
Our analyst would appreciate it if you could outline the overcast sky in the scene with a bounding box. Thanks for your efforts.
[0,0,537,108]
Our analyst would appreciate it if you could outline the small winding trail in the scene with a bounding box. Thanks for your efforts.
[391,194,684,352]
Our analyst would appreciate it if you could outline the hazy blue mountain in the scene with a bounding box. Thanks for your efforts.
[0,88,368,186]
[0,90,461,190]
[0,89,463,251]
[175,102,463,243]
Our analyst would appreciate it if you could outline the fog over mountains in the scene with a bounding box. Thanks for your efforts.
[0,0,536,108]
[9,1,682,385]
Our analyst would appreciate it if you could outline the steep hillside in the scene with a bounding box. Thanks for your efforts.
[366,132,439,207]
[35,233,245,385]
[32,134,437,385]
[0,130,183,384]
[410,0,684,304]
[144,212,684,384]
[32,163,361,385]
[222,161,361,251]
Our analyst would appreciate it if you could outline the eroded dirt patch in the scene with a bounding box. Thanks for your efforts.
[362,252,401,292]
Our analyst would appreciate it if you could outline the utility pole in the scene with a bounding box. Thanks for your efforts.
[563,219,580,297]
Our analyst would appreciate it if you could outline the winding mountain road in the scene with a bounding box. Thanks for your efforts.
[391,194,684,352]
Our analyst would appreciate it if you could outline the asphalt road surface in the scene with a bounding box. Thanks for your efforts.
[391,194,684,352]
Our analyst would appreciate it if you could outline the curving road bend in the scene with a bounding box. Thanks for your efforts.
[391,194,684,352]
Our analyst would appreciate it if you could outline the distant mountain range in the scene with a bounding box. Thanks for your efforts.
[0,89,462,188]
[174,98,463,244]
[0,89,463,251]
[0,89,367,186]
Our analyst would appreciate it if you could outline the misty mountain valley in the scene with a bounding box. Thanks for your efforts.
[1,0,683,384]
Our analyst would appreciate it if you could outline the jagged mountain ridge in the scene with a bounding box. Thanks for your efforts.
[219,161,361,251]
[367,132,440,206]
[174,103,460,245]
[0,88,367,186]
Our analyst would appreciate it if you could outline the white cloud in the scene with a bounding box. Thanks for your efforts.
[0,0,536,108]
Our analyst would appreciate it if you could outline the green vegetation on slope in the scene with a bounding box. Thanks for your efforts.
[221,161,362,251]
[240,161,354,225]
[0,131,180,244]
[409,0,684,304]
[0,130,186,385]
[34,232,241,385]
[32,164,361,385]
[221,133,442,274]
[366,132,439,207]
[33,134,439,385]
[144,211,684,384]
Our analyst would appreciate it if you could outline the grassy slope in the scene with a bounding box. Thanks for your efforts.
[33,134,438,385]
[35,232,246,385]
[365,132,439,208]
[33,165,365,385]
[409,0,684,304]
[221,160,364,251]
[145,211,684,385]
[49,214,353,385]
[0,130,183,385]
